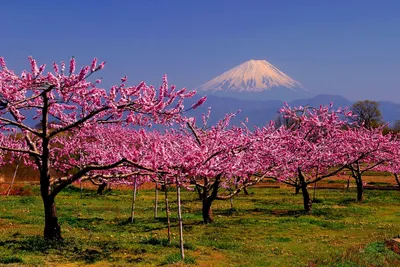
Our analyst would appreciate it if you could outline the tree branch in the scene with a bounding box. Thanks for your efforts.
[0,146,41,157]
[0,117,41,136]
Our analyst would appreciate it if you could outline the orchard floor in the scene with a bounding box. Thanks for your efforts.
[1,186,400,266]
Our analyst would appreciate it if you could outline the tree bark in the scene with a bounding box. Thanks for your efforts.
[202,197,214,224]
[41,119,62,240]
[43,196,62,240]
[201,175,221,224]
[298,168,312,212]
[195,184,203,200]
[97,181,107,195]
[355,175,364,202]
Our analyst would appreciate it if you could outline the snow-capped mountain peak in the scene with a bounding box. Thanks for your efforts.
[197,59,303,92]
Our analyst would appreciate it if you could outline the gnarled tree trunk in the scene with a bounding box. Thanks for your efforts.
[201,174,222,224]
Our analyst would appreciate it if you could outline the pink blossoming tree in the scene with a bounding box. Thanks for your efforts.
[0,56,204,240]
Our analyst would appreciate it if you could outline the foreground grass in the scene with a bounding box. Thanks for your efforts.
[1,186,400,266]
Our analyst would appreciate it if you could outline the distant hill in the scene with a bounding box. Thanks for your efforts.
[186,94,400,127]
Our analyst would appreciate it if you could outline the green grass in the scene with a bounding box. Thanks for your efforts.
[1,186,400,266]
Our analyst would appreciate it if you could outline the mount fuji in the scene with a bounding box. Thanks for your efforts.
[197,59,309,101]
[187,59,400,127]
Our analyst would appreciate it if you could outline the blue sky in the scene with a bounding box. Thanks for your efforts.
[1,0,400,101]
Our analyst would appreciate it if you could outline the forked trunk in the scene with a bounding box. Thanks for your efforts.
[201,174,221,224]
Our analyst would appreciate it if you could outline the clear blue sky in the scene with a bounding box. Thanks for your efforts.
[1,0,400,102]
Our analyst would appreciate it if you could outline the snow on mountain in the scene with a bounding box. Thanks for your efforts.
[197,59,303,92]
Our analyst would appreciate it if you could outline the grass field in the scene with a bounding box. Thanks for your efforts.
[1,186,400,266]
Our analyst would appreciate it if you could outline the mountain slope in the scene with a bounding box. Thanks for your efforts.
[197,59,303,92]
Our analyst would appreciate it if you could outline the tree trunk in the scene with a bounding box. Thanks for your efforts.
[43,196,61,240]
[355,175,364,202]
[298,168,312,212]
[164,184,171,244]
[97,181,107,195]
[154,182,158,219]
[195,184,203,200]
[202,197,214,224]
[40,150,62,240]
[40,89,62,240]
[201,175,221,224]
[243,186,249,195]
[394,173,400,187]
[161,184,167,192]
[301,184,312,212]
[176,178,185,260]
[346,178,350,191]
[295,185,301,195]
